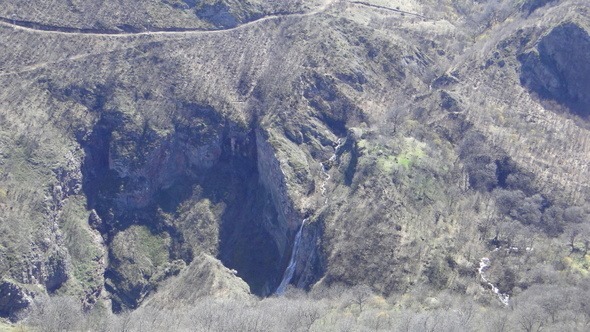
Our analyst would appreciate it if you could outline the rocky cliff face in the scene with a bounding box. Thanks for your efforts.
[77,99,292,307]
[0,281,33,321]
[71,89,327,304]
[519,23,590,118]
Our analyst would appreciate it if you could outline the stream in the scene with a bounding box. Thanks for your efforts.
[478,257,510,306]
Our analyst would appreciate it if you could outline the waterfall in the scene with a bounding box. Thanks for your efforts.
[320,138,343,201]
[274,137,344,295]
[478,257,510,306]
[275,219,307,295]
[329,138,344,162]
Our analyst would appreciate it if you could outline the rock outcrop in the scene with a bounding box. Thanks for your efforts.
[519,23,590,117]
[0,281,33,321]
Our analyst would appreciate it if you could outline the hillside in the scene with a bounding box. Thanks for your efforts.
[0,0,589,330]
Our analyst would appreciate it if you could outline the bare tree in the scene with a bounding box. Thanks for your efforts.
[28,296,83,332]
[514,304,546,332]
[350,284,374,313]
[484,311,510,332]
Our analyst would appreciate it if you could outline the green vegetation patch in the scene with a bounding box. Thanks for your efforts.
[563,255,590,277]
[375,137,426,174]
[376,155,396,173]
[0,322,21,332]
[397,138,426,167]
[112,225,171,269]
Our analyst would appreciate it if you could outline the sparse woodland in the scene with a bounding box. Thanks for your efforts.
[22,280,590,332]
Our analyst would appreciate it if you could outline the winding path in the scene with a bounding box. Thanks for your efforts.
[0,46,142,77]
[0,0,338,77]
[0,0,339,38]
[350,1,429,19]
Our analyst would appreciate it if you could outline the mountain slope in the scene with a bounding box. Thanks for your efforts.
[0,0,589,321]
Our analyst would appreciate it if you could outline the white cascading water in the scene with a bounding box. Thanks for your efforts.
[275,218,307,295]
[319,138,343,203]
[478,257,510,306]
[274,137,344,295]
[331,138,344,160]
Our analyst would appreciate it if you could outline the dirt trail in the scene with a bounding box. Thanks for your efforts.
[0,0,339,38]
[0,0,339,77]
[350,1,429,19]
[0,45,145,77]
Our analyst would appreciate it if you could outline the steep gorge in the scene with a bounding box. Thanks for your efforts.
[75,95,327,309]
